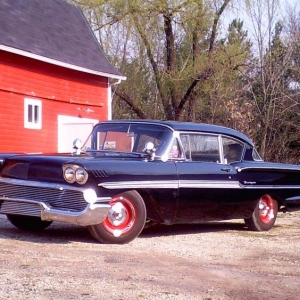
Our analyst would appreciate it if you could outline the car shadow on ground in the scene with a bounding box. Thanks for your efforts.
[0,217,250,245]
[140,221,248,238]
[0,216,93,244]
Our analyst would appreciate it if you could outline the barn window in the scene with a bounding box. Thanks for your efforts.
[24,98,42,129]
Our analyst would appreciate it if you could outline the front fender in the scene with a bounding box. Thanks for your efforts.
[0,153,25,172]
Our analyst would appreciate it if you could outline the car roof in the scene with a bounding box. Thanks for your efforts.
[100,119,254,146]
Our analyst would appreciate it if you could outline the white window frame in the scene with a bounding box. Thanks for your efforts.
[24,98,42,129]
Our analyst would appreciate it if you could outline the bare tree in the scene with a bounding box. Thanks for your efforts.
[244,0,300,162]
[71,0,235,120]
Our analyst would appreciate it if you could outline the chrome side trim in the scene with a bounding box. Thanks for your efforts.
[237,166,300,172]
[99,180,179,189]
[99,180,241,189]
[179,180,241,189]
[285,196,300,201]
[241,185,300,189]
[99,179,300,190]
[0,197,111,226]
[181,181,300,189]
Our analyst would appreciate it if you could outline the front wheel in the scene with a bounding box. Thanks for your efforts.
[244,194,278,231]
[88,191,146,244]
[6,214,53,231]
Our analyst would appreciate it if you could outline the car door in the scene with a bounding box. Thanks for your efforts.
[175,133,243,223]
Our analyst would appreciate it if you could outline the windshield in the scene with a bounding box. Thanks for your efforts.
[82,123,173,156]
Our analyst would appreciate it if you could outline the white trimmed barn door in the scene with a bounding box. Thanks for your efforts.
[58,115,98,153]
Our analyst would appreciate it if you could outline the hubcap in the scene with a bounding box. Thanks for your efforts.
[107,202,127,226]
[258,195,275,224]
[103,196,136,237]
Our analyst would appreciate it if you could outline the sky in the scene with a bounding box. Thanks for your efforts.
[222,0,299,36]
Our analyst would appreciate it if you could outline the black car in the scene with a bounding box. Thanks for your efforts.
[0,120,300,244]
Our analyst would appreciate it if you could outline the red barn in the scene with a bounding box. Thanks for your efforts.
[0,0,125,153]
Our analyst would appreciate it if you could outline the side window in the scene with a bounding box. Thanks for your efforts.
[222,137,244,164]
[24,98,42,129]
[180,134,220,162]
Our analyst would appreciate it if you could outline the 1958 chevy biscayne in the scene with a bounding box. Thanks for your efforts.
[0,120,300,244]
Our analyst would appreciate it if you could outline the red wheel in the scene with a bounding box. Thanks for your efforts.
[88,191,146,244]
[257,194,276,224]
[244,194,278,231]
[103,196,137,236]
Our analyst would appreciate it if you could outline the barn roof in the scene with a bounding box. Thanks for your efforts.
[0,0,125,80]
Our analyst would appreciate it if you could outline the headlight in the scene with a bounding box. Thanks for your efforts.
[75,168,88,184]
[63,164,88,185]
[64,167,75,183]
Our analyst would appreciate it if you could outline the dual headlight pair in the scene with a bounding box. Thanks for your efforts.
[63,164,88,184]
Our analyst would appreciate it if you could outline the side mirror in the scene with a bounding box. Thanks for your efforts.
[73,138,82,155]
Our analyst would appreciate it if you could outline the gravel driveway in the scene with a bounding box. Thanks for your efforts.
[0,211,299,300]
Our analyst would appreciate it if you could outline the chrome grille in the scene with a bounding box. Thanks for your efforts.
[1,201,41,216]
[0,181,86,211]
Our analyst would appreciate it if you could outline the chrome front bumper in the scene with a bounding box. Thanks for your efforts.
[0,197,111,226]
[0,178,112,226]
[41,201,111,226]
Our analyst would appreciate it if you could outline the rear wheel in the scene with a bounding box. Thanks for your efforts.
[6,214,52,231]
[88,191,146,244]
[244,194,278,231]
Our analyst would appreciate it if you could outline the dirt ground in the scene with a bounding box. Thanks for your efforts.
[0,211,299,300]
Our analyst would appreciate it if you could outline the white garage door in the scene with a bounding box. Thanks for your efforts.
[58,115,99,153]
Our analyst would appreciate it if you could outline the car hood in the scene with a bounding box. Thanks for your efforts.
[0,152,148,182]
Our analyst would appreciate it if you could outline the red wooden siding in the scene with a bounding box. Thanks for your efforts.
[0,51,109,106]
[0,51,109,153]
[0,90,99,152]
